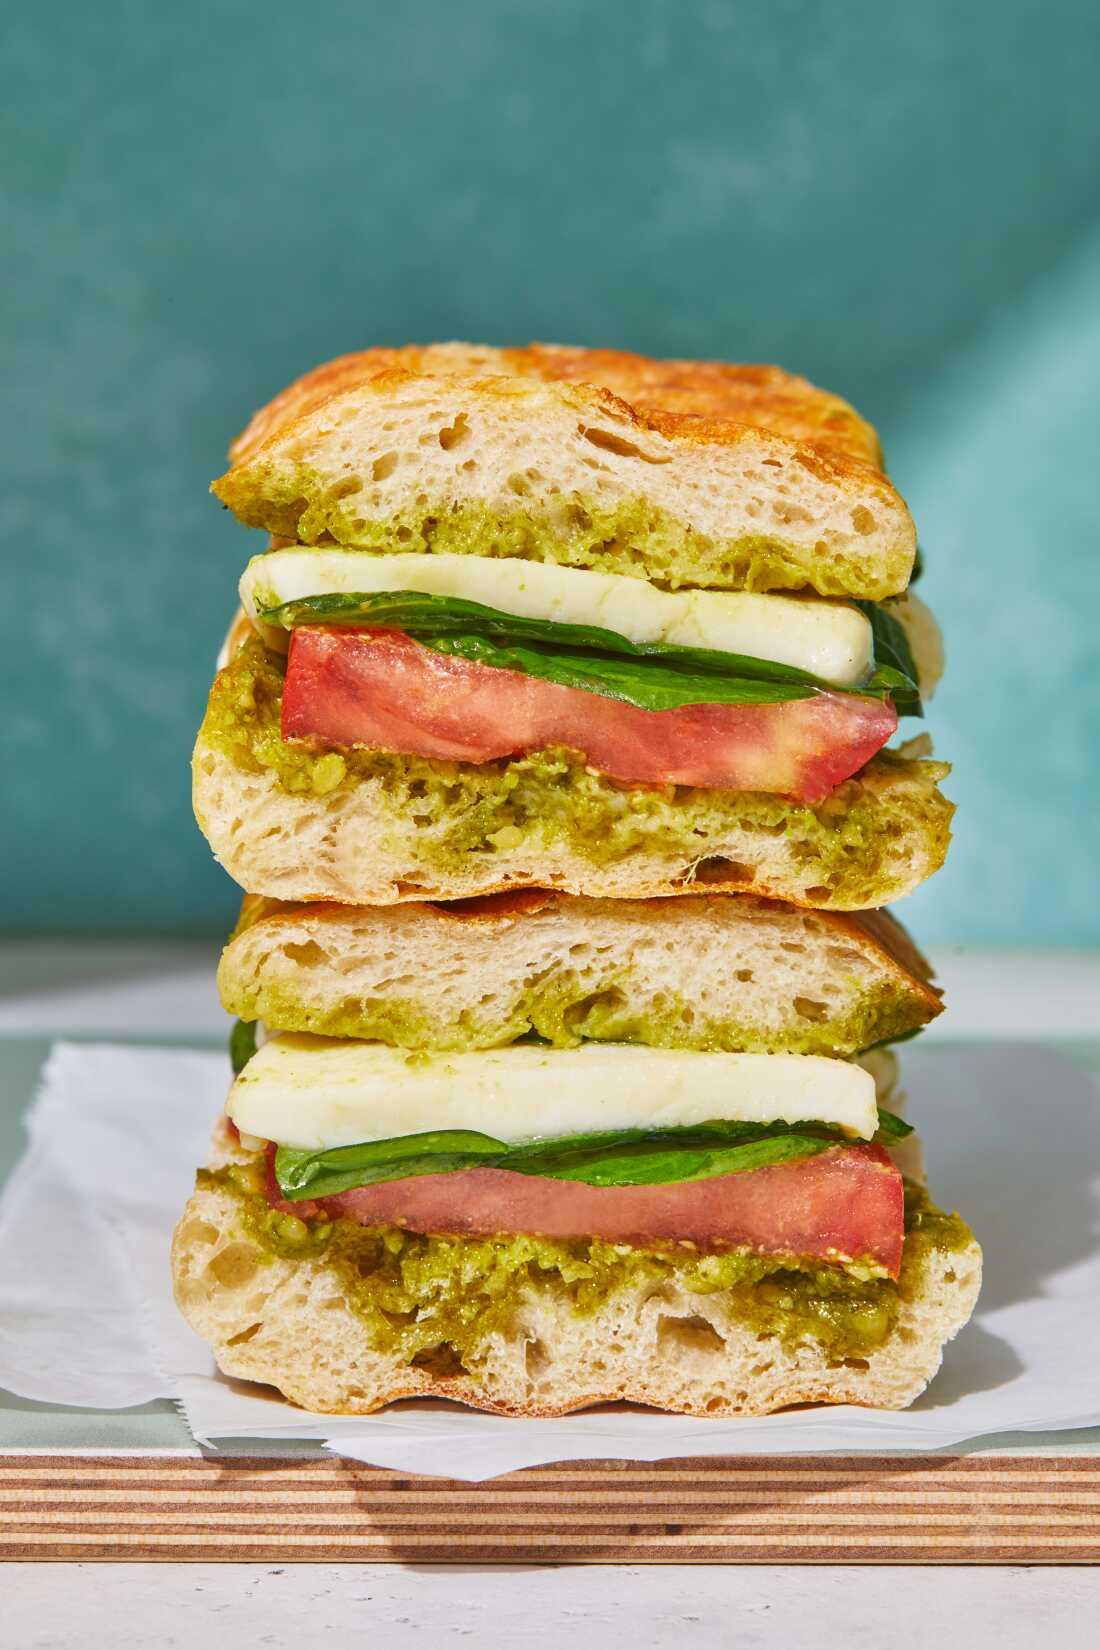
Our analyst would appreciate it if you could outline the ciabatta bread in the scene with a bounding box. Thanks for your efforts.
[172,1170,980,1420]
[219,890,942,1056]
[212,343,915,601]
[192,729,952,911]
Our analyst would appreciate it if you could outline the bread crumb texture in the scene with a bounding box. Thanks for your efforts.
[218,892,940,1056]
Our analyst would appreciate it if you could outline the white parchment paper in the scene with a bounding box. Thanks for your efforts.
[0,1041,1097,1479]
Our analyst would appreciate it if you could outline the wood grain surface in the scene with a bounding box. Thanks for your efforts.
[2,1455,1098,1564]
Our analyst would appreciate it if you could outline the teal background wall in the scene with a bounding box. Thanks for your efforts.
[5,1,1099,942]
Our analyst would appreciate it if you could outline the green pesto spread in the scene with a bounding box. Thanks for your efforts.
[201,1165,972,1370]
[213,468,899,600]
[226,965,929,1059]
[199,639,952,911]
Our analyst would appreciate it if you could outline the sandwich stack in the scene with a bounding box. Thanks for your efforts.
[174,343,981,1417]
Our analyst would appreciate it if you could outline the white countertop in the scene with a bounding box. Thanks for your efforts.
[1,939,1097,1639]
[3,1558,1099,1647]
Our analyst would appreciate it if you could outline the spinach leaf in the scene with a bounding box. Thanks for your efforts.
[229,1019,257,1076]
[276,1129,508,1200]
[259,589,922,715]
[273,1111,911,1200]
[855,601,923,717]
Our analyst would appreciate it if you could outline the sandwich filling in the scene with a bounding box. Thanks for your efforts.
[280,627,896,801]
[238,548,920,803]
[228,1036,882,1146]
[224,1035,909,1274]
[242,550,880,680]
[202,1148,970,1366]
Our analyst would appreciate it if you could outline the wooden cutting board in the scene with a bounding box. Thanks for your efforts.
[2,1452,1098,1563]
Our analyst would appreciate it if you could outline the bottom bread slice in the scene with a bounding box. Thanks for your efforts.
[172,1170,981,1420]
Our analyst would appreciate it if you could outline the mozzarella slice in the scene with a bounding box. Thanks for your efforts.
[241,549,873,687]
[227,1035,878,1150]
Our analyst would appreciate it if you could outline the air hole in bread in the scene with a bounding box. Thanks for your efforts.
[851,506,876,535]
[330,475,362,499]
[781,942,807,955]
[226,1322,263,1347]
[774,501,813,525]
[690,858,754,886]
[412,1343,465,1378]
[524,1338,551,1380]
[371,452,399,481]
[734,968,754,983]
[506,473,531,496]
[578,424,671,464]
[656,1315,725,1356]
[437,412,471,452]
[207,1242,260,1290]
[793,997,828,1023]
[827,946,866,966]
[567,986,628,1029]
[282,940,327,967]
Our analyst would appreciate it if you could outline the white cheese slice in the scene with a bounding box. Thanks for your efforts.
[240,549,873,687]
[227,1035,878,1150]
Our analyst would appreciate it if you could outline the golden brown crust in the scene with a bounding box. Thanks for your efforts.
[228,340,883,473]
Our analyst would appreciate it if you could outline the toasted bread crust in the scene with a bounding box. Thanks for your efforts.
[229,341,883,469]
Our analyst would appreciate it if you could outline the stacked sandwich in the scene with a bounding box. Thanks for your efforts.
[174,344,981,1416]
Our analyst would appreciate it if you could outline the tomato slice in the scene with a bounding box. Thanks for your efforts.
[281,626,897,802]
[264,1142,904,1275]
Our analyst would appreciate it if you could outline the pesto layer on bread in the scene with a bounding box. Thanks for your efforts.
[193,639,953,910]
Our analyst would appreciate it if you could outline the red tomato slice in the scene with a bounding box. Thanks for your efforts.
[281,627,897,802]
[265,1142,904,1276]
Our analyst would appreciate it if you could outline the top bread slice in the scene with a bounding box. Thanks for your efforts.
[212,343,916,600]
[218,889,942,1058]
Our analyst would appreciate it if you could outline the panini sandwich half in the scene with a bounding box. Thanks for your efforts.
[172,892,979,1417]
[194,344,951,909]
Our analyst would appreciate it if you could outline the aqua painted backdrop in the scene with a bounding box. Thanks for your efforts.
[5,1,1099,941]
